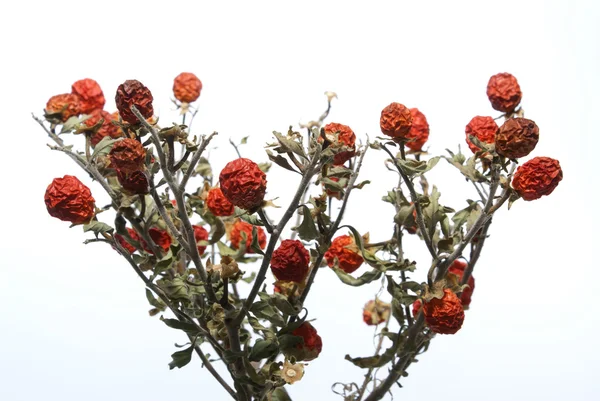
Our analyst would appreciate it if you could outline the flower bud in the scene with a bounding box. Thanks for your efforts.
[486,73,522,113]
[229,220,267,254]
[319,122,356,164]
[173,72,202,103]
[380,102,413,140]
[45,93,81,122]
[362,299,391,326]
[446,259,475,308]
[193,225,209,256]
[405,108,430,151]
[109,138,146,174]
[465,116,498,153]
[289,322,322,361]
[71,78,106,114]
[324,235,363,274]
[219,158,267,211]
[512,157,563,201]
[495,118,539,159]
[206,187,235,217]
[422,289,465,334]
[44,175,95,224]
[115,79,154,124]
[270,239,310,283]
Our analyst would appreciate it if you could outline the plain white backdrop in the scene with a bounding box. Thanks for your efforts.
[0,1,598,400]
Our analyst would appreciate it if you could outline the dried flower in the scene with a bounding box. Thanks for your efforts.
[323,174,347,200]
[82,110,124,147]
[362,299,391,326]
[45,93,81,122]
[208,256,240,279]
[447,259,475,308]
[114,228,139,254]
[324,235,364,274]
[487,73,522,113]
[219,158,267,211]
[193,225,209,256]
[281,360,305,384]
[71,78,105,114]
[495,118,539,159]
[173,72,202,103]
[405,108,430,151]
[115,79,154,124]
[140,228,172,254]
[422,289,465,334]
[206,187,235,217]
[290,322,322,361]
[465,116,498,153]
[274,281,303,298]
[229,220,267,253]
[116,169,149,195]
[44,175,95,224]
[270,239,310,283]
[512,157,563,201]
[320,122,356,164]
[109,138,145,174]
[380,102,413,140]
[412,299,422,317]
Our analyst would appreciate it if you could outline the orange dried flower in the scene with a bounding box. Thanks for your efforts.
[45,93,81,122]
[173,72,202,103]
[109,138,146,174]
[229,221,267,253]
[422,289,465,334]
[116,169,149,195]
[290,322,322,361]
[495,118,539,159]
[465,116,498,153]
[206,187,235,217]
[362,299,391,326]
[324,235,363,274]
[320,122,356,165]
[219,158,267,211]
[487,73,522,113]
[405,108,430,151]
[140,228,172,254]
[270,239,310,283]
[447,259,475,308]
[82,110,124,147]
[44,175,95,224]
[193,225,209,256]
[323,174,347,200]
[512,157,563,201]
[115,79,154,124]
[380,102,413,140]
[71,78,105,114]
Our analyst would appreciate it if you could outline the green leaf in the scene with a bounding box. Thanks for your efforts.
[234,207,264,226]
[168,346,193,370]
[395,156,440,177]
[270,387,293,401]
[277,333,303,350]
[250,301,286,326]
[161,317,201,335]
[291,205,319,241]
[249,339,279,361]
[250,226,265,255]
[270,293,300,316]
[155,249,174,272]
[266,149,300,174]
[90,137,118,161]
[217,241,238,257]
[273,131,307,159]
[83,221,114,237]
[332,267,382,287]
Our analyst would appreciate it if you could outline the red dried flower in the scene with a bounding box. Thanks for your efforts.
[193,225,209,256]
[82,110,124,147]
[219,158,267,211]
[323,174,347,200]
[116,169,149,195]
[512,157,563,201]
[422,289,465,334]
[495,118,539,159]
[109,138,146,174]
[447,259,475,308]
[324,235,363,274]
[114,228,139,254]
[487,73,522,113]
[229,221,267,253]
[44,175,95,224]
[412,299,422,317]
[362,299,391,326]
[270,239,310,283]
[173,72,203,103]
[140,228,172,254]
[71,78,106,114]
[45,93,81,122]
[115,79,154,124]
[405,108,430,151]
[380,102,413,140]
[320,122,356,164]
[465,116,498,153]
[290,322,322,361]
[206,187,235,217]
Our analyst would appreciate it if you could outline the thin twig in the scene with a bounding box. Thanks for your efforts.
[193,345,237,399]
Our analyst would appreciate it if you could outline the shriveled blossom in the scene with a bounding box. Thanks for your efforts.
[281,360,305,384]
[447,259,475,308]
[270,239,310,283]
[465,116,498,153]
[71,78,105,114]
[290,322,322,361]
[193,225,209,256]
[405,108,430,151]
[173,72,202,103]
[380,102,413,140]
[320,122,356,165]
[82,110,124,147]
[362,299,392,326]
[114,228,140,254]
[206,187,235,217]
[324,235,363,274]
[486,73,522,113]
[44,175,95,224]
[323,174,347,200]
[495,118,539,159]
[115,79,154,124]
[229,220,267,253]
[140,228,172,254]
[219,158,267,211]
[108,138,146,174]
[422,289,465,334]
[45,93,81,122]
[512,157,563,201]
[116,169,149,195]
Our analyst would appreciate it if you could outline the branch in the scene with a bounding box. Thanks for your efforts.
[193,344,237,399]
[180,131,218,191]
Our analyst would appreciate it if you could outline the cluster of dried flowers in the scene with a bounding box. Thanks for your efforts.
[38,71,562,401]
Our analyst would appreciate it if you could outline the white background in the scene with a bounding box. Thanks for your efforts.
[0,1,598,400]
